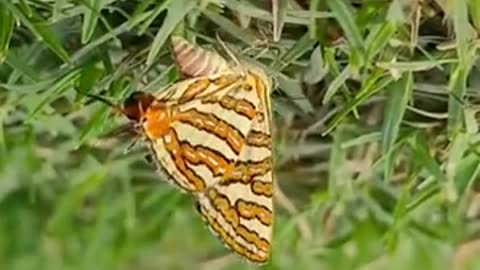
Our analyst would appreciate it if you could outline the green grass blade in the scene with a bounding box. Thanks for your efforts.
[75,106,111,148]
[270,32,317,71]
[406,179,440,212]
[471,0,480,31]
[3,50,41,82]
[454,151,480,195]
[308,0,324,39]
[71,10,153,64]
[225,0,331,26]
[382,72,413,181]
[326,0,365,63]
[132,0,157,18]
[377,59,456,73]
[47,167,108,234]
[0,95,14,165]
[26,69,81,120]
[303,45,327,84]
[137,1,169,35]
[1,0,70,63]
[447,64,468,139]
[385,174,415,251]
[446,0,476,139]
[328,126,351,199]
[0,3,14,61]
[146,0,195,66]
[272,0,287,42]
[78,62,104,94]
[52,0,68,20]
[74,76,130,147]
[341,131,382,149]
[365,22,397,61]
[408,133,447,183]
[322,64,351,104]
[323,70,392,135]
[274,72,315,114]
[81,0,103,43]
[445,132,469,201]
[202,8,257,44]
[452,0,475,67]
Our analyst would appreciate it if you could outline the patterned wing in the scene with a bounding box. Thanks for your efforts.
[195,69,274,263]
[147,71,262,193]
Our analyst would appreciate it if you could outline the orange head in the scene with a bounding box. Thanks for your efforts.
[123,91,171,139]
[80,90,170,139]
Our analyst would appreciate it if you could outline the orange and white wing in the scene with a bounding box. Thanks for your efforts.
[145,36,243,193]
[147,72,260,193]
[195,70,274,263]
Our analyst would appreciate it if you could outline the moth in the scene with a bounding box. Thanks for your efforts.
[100,36,274,263]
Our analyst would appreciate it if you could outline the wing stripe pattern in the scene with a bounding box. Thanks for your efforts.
[196,186,271,262]
[161,129,208,191]
[178,75,239,103]
[205,188,271,247]
[205,186,273,226]
[175,108,246,155]
[246,130,271,149]
[193,70,274,263]
[161,125,273,191]
[227,158,272,183]
[178,78,211,103]
[162,128,233,190]
[197,202,269,263]
[251,180,273,197]
[201,95,257,120]
[236,199,273,226]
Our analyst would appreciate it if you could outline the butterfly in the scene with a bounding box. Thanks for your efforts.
[98,36,274,263]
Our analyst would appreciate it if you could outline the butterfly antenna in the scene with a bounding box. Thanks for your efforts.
[75,89,124,115]
[215,32,246,77]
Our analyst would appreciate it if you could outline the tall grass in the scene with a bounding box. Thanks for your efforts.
[1,1,480,270]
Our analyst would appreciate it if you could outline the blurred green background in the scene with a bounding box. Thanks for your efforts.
[1,0,480,269]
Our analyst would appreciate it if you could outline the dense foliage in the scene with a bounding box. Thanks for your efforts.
[1,0,480,269]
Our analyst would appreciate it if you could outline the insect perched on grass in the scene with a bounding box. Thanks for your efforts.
[87,36,275,263]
